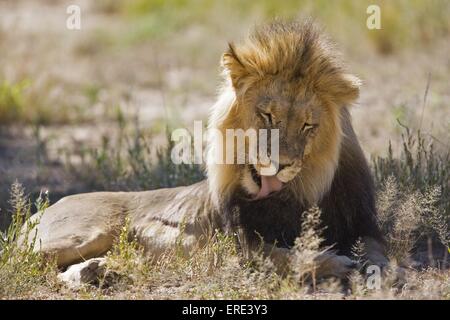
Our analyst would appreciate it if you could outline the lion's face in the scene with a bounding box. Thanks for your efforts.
[208,21,360,205]
[238,76,335,200]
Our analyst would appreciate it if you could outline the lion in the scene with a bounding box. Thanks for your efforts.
[22,20,388,286]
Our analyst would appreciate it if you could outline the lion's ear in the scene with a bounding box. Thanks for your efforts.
[330,73,362,106]
[222,43,249,90]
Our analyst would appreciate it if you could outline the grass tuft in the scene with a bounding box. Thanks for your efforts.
[373,125,449,264]
[66,116,204,191]
[0,182,57,298]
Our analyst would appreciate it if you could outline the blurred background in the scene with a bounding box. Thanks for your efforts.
[0,0,449,229]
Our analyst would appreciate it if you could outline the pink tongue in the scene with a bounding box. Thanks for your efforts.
[255,175,283,199]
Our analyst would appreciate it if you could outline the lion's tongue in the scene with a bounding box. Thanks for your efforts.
[255,175,283,199]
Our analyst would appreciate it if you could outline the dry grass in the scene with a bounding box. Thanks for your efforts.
[378,177,443,263]
[0,182,58,299]
[373,127,449,268]
[0,168,448,299]
[64,119,204,191]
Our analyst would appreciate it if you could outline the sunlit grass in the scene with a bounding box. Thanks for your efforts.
[0,182,58,298]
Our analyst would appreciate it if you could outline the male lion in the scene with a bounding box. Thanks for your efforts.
[23,21,388,285]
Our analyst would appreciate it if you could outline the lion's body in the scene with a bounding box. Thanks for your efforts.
[24,21,388,282]
[27,181,217,267]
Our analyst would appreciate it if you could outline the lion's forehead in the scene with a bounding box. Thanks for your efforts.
[250,78,318,108]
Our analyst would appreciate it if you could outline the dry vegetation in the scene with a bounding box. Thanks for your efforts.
[1,128,449,300]
[0,0,449,299]
[1,174,448,300]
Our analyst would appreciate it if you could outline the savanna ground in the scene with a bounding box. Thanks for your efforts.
[0,0,449,299]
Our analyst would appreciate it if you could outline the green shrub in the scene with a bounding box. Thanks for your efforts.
[0,79,29,124]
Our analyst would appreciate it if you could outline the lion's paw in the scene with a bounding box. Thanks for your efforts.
[58,258,107,289]
[315,253,358,279]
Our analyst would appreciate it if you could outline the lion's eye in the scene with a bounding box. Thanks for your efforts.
[260,112,273,125]
[302,123,316,132]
